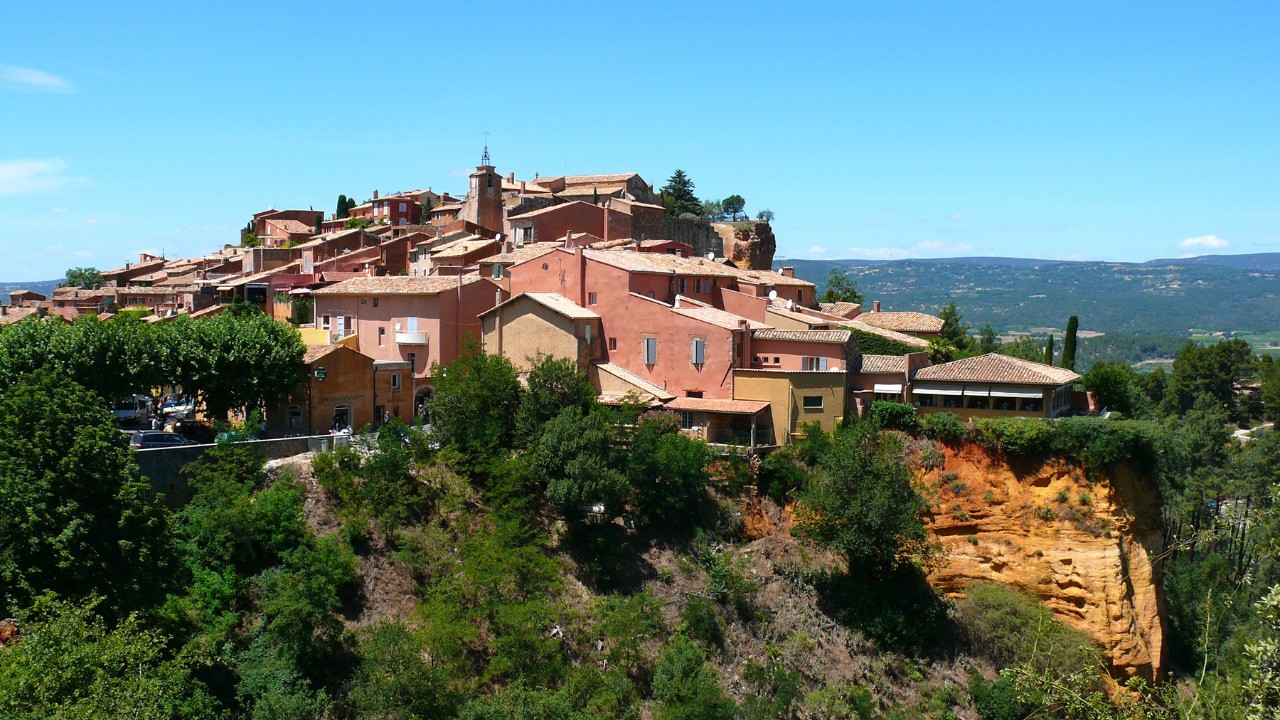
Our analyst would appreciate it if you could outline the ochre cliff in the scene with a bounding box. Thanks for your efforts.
[922,444,1166,680]
[713,221,776,270]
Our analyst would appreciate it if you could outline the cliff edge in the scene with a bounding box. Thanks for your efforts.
[922,444,1167,680]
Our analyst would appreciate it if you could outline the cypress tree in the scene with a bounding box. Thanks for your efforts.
[337,194,349,219]
[1063,316,1079,370]
[1044,334,1055,365]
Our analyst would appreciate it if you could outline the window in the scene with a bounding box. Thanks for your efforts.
[802,357,829,371]
[797,290,804,303]
[943,395,963,408]
[321,314,331,329]
[491,263,504,279]
[408,352,416,373]
[373,297,379,307]
[643,337,658,364]
[677,278,687,294]
[287,406,303,431]
[588,292,598,305]
[681,411,695,429]
[399,202,406,212]
[390,373,401,391]
[1020,398,1042,413]
[690,337,706,365]
[802,395,823,410]
[967,396,990,410]
[915,394,937,407]
[378,327,386,346]
[646,291,656,299]
[609,338,617,351]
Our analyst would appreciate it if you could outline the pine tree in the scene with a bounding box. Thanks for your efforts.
[1044,334,1055,365]
[337,194,350,219]
[660,169,700,217]
[1062,316,1079,370]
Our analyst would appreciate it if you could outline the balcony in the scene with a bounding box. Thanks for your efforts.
[395,331,428,345]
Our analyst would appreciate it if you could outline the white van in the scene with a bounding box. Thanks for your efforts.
[113,395,152,423]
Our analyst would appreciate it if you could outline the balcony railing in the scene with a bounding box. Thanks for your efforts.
[396,331,428,345]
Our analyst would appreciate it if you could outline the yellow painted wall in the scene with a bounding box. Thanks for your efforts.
[298,327,330,346]
[481,299,583,372]
[734,370,846,444]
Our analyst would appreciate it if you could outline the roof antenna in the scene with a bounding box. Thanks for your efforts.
[481,132,491,166]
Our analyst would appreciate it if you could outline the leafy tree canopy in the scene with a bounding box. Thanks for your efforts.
[659,170,700,218]
[64,266,103,289]
[820,268,864,304]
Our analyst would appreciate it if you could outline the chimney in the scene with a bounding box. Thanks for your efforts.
[507,172,515,182]
[1,304,7,317]
[873,300,881,312]
[781,266,794,278]
[373,189,379,200]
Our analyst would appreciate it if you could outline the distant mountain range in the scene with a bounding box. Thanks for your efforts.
[0,279,62,303]
[781,253,1280,336]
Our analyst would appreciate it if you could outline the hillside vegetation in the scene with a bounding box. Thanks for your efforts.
[1,344,1279,718]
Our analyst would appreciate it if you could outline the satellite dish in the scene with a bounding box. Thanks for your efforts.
[768,290,778,300]
[706,252,715,260]
[787,299,795,310]
[394,322,402,332]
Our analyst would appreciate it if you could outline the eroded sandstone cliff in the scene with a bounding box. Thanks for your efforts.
[922,444,1166,680]
[714,221,776,270]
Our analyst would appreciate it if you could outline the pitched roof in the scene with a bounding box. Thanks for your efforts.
[265,219,315,235]
[818,301,862,318]
[594,362,676,402]
[845,319,931,348]
[672,305,768,331]
[752,328,851,344]
[481,292,599,320]
[303,344,344,363]
[666,397,770,415]
[561,172,641,185]
[852,354,906,374]
[557,184,627,197]
[913,353,1081,385]
[584,249,742,277]
[735,268,814,288]
[857,311,944,333]
[477,242,562,265]
[509,200,599,220]
[765,305,830,328]
[314,275,484,296]
[429,237,496,259]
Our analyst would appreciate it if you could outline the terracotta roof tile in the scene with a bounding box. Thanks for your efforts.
[845,319,931,348]
[853,354,906,374]
[672,305,767,331]
[666,397,770,415]
[314,275,484,295]
[752,329,851,344]
[913,353,1081,385]
[818,301,862,318]
[857,311,943,333]
[478,242,562,265]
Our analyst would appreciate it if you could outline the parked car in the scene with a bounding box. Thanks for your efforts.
[130,431,197,450]
[159,397,195,419]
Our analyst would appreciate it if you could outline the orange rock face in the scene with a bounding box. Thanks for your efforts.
[923,444,1166,680]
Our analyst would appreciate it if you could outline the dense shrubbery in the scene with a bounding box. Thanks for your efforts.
[869,400,920,432]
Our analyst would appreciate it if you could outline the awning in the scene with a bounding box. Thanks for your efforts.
[963,386,990,397]
[912,383,962,396]
[990,386,1044,399]
[873,383,903,393]
[667,397,771,415]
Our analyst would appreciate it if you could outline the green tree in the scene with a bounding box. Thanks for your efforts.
[0,371,173,618]
[652,635,736,720]
[756,209,774,222]
[181,310,306,422]
[1167,339,1254,413]
[1043,334,1055,365]
[344,216,370,230]
[64,266,103,289]
[429,338,522,462]
[927,336,958,363]
[1262,362,1280,422]
[515,355,598,444]
[350,623,460,719]
[1081,362,1140,415]
[532,408,629,518]
[627,414,710,523]
[1062,315,1080,370]
[336,194,350,219]
[660,170,700,218]
[0,597,221,720]
[978,324,999,353]
[999,336,1044,362]
[699,199,723,221]
[721,194,746,220]
[819,267,863,304]
[794,422,932,574]
[938,301,970,350]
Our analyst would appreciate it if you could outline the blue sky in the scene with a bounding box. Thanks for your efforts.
[2,2,1278,281]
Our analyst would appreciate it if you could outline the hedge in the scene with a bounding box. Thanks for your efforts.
[849,328,921,356]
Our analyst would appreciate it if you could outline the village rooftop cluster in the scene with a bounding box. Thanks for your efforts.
[2,152,1082,444]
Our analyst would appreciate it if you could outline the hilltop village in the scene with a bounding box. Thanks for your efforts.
[2,153,1083,443]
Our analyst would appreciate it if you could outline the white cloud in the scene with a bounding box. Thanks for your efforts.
[1178,234,1229,250]
[51,206,69,214]
[0,159,70,195]
[945,213,964,221]
[1,65,75,93]
[848,246,914,260]
[916,240,973,253]
[804,245,829,256]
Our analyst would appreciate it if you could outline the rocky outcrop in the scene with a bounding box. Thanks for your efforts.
[923,444,1166,681]
[715,221,775,271]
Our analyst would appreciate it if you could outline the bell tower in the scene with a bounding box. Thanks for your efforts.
[461,142,503,233]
